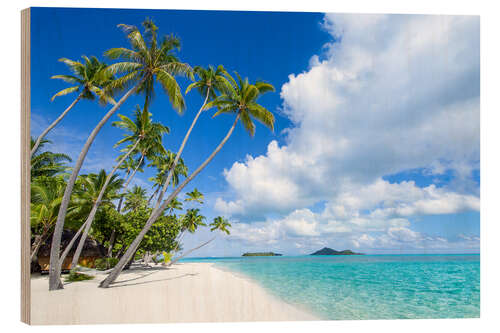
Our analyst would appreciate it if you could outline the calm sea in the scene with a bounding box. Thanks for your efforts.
[180,254,480,320]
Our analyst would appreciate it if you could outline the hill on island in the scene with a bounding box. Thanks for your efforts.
[310,247,363,255]
[242,252,282,257]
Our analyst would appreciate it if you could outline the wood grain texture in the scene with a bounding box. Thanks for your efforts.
[21,7,31,325]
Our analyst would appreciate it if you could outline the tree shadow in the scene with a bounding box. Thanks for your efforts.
[106,272,199,288]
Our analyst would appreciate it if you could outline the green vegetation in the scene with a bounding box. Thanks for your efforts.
[65,269,95,282]
[242,252,282,257]
[28,18,274,290]
[94,258,119,271]
[310,247,364,256]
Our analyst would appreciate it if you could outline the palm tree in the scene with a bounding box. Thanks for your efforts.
[154,65,229,206]
[147,151,188,205]
[100,72,275,288]
[60,169,126,269]
[168,208,206,257]
[31,56,116,156]
[49,19,191,290]
[31,137,71,179]
[210,216,231,235]
[30,177,69,262]
[123,185,148,212]
[113,105,169,212]
[165,197,183,215]
[184,188,204,205]
[169,214,231,267]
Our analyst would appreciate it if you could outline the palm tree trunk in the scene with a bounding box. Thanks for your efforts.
[31,92,84,157]
[68,139,140,268]
[107,167,130,256]
[168,237,215,266]
[30,229,50,263]
[147,186,160,206]
[56,220,88,271]
[155,89,211,208]
[106,230,116,258]
[169,229,186,256]
[99,112,240,288]
[117,153,145,212]
[48,78,144,291]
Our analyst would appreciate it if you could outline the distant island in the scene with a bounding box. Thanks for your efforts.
[242,252,283,257]
[310,247,364,255]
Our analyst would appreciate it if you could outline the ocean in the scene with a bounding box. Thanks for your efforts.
[180,254,480,320]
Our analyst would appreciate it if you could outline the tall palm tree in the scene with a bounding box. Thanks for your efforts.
[31,56,116,156]
[147,152,188,205]
[100,72,275,288]
[168,208,205,257]
[49,19,191,290]
[184,188,204,205]
[31,137,71,179]
[30,177,69,262]
[210,216,231,235]
[154,65,229,206]
[113,105,169,212]
[123,185,148,212]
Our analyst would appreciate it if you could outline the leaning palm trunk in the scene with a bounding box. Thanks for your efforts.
[169,229,187,256]
[68,139,140,268]
[117,153,145,212]
[48,78,144,291]
[155,89,210,207]
[106,231,116,258]
[31,92,84,157]
[30,229,51,263]
[168,237,215,267]
[56,220,88,272]
[99,113,240,288]
[147,186,160,206]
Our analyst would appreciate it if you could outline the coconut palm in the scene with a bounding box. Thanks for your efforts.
[168,208,206,257]
[154,65,229,206]
[30,177,69,262]
[169,214,233,267]
[100,73,274,288]
[31,137,71,179]
[123,185,148,212]
[62,169,126,269]
[147,152,188,205]
[210,216,231,235]
[72,170,124,215]
[165,197,183,215]
[31,56,116,157]
[49,19,191,290]
[112,105,169,212]
[184,188,204,205]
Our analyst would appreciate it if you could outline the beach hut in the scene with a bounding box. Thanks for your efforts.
[36,229,106,273]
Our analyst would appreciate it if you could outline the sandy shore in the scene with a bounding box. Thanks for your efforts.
[30,262,317,325]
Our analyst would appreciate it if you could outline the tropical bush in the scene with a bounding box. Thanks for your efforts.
[94,258,119,271]
[65,269,94,282]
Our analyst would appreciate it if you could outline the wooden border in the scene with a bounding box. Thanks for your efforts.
[21,7,31,325]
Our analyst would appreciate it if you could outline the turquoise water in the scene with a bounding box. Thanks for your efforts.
[180,254,480,320]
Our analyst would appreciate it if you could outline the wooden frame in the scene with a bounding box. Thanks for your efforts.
[21,7,31,325]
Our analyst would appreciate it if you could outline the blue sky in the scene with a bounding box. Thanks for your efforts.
[31,8,480,256]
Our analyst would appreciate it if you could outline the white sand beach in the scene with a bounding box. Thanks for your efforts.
[30,262,317,325]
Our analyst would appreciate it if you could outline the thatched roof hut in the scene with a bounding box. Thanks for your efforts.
[36,229,106,273]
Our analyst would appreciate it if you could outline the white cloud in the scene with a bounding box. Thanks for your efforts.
[215,14,479,228]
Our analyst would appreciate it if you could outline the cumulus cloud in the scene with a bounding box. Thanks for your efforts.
[215,14,479,228]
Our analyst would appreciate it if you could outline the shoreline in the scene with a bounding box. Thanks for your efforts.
[30,262,317,325]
